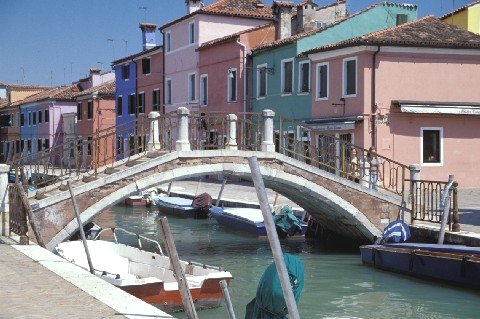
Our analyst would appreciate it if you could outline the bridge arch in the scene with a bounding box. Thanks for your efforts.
[41,151,398,250]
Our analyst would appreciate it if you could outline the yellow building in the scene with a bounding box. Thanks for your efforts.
[441,0,480,34]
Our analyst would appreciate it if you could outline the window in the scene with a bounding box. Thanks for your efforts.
[189,22,195,44]
[343,57,357,97]
[28,112,31,126]
[128,94,136,114]
[152,89,160,111]
[200,75,208,106]
[316,21,326,29]
[27,139,31,152]
[316,62,329,100]
[257,64,267,98]
[87,136,92,156]
[87,101,93,119]
[421,128,443,165]
[20,140,24,152]
[37,139,42,152]
[117,136,123,155]
[33,112,36,125]
[165,79,172,105]
[227,69,237,102]
[165,31,171,53]
[45,109,49,123]
[44,138,49,149]
[20,113,25,126]
[298,61,310,93]
[396,14,408,25]
[122,64,130,80]
[137,92,145,114]
[281,58,294,94]
[188,73,196,101]
[142,58,151,75]
[38,110,42,123]
[77,103,83,120]
[117,96,123,116]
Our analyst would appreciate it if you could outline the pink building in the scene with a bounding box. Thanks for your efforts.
[134,43,163,116]
[305,17,480,187]
[197,24,276,113]
[160,0,274,114]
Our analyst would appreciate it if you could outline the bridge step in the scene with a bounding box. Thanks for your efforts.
[104,167,120,175]
[147,151,169,158]
[82,176,97,183]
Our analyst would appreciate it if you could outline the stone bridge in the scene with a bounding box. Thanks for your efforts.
[2,108,408,251]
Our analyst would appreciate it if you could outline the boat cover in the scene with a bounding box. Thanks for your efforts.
[245,253,304,319]
[192,193,213,209]
[380,219,410,244]
[155,197,193,207]
[273,206,303,237]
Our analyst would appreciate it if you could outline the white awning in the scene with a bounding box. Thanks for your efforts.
[394,100,480,115]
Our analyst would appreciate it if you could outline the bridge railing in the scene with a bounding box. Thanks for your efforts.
[275,116,410,198]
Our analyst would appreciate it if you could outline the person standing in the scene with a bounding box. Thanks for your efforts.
[367,146,382,190]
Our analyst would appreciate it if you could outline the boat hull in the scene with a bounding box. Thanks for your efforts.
[360,244,480,289]
[125,196,149,207]
[155,197,208,219]
[121,278,231,312]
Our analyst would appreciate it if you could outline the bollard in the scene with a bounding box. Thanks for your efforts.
[261,109,275,152]
[408,164,421,221]
[0,164,10,236]
[147,111,161,151]
[451,181,460,232]
[176,107,191,151]
[226,114,238,150]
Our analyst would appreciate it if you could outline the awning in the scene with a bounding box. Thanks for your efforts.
[393,100,480,115]
[305,115,363,131]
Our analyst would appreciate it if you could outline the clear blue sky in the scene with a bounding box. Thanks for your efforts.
[0,0,472,86]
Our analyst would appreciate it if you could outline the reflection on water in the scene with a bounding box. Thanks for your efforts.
[94,204,480,319]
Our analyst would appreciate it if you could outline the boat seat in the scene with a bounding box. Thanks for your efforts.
[185,274,205,288]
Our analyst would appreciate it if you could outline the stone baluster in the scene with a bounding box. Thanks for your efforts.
[176,107,191,151]
[408,164,421,222]
[261,109,275,153]
[0,164,10,236]
[147,111,161,151]
[226,114,238,150]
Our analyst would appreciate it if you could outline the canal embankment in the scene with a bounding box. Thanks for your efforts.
[0,236,173,319]
[160,179,480,246]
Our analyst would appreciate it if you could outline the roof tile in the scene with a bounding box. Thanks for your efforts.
[74,80,115,98]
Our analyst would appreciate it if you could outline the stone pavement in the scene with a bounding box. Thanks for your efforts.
[0,238,173,319]
[457,188,480,233]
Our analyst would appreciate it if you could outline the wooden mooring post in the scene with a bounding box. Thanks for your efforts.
[248,156,301,319]
[220,279,236,319]
[16,183,45,247]
[158,216,199,319]
[216,177,227,207]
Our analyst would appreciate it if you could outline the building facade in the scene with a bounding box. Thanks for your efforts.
[441,0,480,34]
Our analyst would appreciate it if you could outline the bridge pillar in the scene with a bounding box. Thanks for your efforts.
[176,107,191,151]
[0,164,9,236]
[261,109,275,152]
[147,111,161,151]
[226,114,238,150]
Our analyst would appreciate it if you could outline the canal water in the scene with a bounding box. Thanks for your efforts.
[94,204,480,319]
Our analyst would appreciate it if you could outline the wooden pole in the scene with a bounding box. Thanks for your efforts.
[438,175,454,245]
[220,279,236,319]
[17,183,46,247]
[273,192,279,207]
[167,181,173,196]
[248,157,301,319]
[216,178,227,207]
[67,181,95,274]
[158,216,199,319]
[195,178,202,196]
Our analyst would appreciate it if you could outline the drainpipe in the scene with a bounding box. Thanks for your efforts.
[371,46,380,148]
[237,39,247,117]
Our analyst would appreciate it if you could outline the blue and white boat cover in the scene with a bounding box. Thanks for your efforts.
[380,220,411,244]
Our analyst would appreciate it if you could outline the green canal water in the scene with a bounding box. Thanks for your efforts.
[94,204,480,319]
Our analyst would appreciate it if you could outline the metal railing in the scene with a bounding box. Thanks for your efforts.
[408,179,459,229]
[276,117,409,197]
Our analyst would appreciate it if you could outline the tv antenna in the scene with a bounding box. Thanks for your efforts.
[139,6,148,22]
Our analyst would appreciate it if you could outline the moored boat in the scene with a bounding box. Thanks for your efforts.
[209,205,308,238]
[154,193,212,219]
[360,243,480,289]
[55,228,233,312]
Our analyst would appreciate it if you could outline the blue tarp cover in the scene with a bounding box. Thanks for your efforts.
[273,206,302,236]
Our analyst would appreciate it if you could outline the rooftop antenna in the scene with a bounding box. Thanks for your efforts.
[97,61,104,70]
[139,6,148,22]
[69,61,74,84]
[122,39,128,54]
[107,38,116,60]
[20,66,25,84]
[50,70,53,86]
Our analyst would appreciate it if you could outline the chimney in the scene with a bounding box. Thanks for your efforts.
[273,1,294,40]
[186,0,203,14]
[89,68,101,75]
[139,23,157,51]
[296,0,318,33]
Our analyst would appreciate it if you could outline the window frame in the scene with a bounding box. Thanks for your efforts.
[298,60,311,94]
[165,78,172,105]
[315,62,329,101]
[342,56,357,98]
[117,96,123,116]
[45,109,49,123]
[281,58,295,95]
[188,72,196,102]
[420,127,444,166]
[189,21,195,44]
[87,100,93,120]
[38,110,42,124]
[77,102,83,121]
[128,94,136,115]
[227,68,237,103]
[200,74,208,106]
[137,91,145,114]
[165,31,172,53]
[141,57,151,75]
[122,64,130,80]
[152,89,160,111]
[256,63,268,99]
